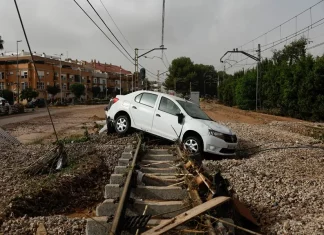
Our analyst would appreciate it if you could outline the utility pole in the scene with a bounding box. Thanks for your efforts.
[135,48,139,91]
[157,70,160,92]
[16,40,22,103]
[217,74,220,99]
[59,53,63,102]
[131,74,133,92]
[256,44,261,111]
[119,68,122,95]
[135,47,166,91]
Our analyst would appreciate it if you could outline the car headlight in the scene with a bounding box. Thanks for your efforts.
[209,129,225,140]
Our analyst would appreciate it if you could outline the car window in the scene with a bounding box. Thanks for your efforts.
[158,97,180,115]
[136,93,158,108]
[177,100,211,120]
[135,94,142,103]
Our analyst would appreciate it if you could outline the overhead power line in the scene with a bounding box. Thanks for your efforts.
[86,0,133,60]
[226,17,324,70]
[73,0,134,65]
[99,0,133,51]
[238,0,324,49]
[307,41,324,50]
[262,18,324,52]
[74,0,160,80]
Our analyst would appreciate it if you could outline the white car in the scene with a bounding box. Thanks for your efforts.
[105,91,237,156]
[0,97,12,114]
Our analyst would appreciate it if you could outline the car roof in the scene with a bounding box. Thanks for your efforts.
[132,90,189,103]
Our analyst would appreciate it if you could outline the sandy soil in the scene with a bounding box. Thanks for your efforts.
[2,105,107,144]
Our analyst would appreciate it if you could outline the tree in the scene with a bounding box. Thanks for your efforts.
[20,88,39,102]
[92,86,101,98]
[163,57,196,95]
[0,36,4,50]
[46,85,60,98]
[70,83,85,99]
[0,89,14,105]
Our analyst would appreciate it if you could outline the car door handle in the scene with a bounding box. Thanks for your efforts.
[156,114,161,117]
[132,106,137,109]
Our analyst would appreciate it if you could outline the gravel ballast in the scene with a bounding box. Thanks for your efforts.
[205,121,324,234]
[0,133,136,234]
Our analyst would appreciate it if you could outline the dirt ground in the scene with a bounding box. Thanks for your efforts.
[201,102,303,124]
[1,105,107,144]
[2,102,317,145]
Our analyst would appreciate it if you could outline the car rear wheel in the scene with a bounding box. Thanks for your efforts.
[115,115,130,135]
[183,136,202,154]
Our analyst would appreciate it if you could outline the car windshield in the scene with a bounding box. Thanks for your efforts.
[176,100,211,120]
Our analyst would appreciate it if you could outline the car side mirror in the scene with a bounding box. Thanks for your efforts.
[176,113,184,124]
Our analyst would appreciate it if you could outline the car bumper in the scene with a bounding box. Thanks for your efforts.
[202,135,237,156]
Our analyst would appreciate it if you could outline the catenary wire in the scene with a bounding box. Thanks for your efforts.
[237,0,324,48]
[99,0,133,51]
[86,0,133,60]
[13,0,59,142]
[73,0,134,65]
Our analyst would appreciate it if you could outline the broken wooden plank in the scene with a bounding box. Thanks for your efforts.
[142,196,230,235]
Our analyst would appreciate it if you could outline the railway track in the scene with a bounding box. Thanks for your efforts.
[86,135,260,235]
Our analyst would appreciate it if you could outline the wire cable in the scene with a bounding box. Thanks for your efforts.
[262,19,324,52]
[307,41,324,50]
[73,0,134,65]
[238,0,324,48]
[86,0,133,60]
[13,0,59,142]
[99,0,133,51]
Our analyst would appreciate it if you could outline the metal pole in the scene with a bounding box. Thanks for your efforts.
[157,70,160,92]
[217,74,220,99]
[135,48,138,91]
[132,74,133,92]
[256,44,261,111]
[119,69,121,95]
[16,40,22,103]
[256,65,258,111]
[59,54,62,102]
[106,83,107,99]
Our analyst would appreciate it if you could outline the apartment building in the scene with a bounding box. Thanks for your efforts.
[0,51,135,100]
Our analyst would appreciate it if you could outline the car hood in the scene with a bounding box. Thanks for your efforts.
[200,119,234,135]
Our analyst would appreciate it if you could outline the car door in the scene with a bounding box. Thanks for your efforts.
[152,96,183,141]
[130,92,158,132]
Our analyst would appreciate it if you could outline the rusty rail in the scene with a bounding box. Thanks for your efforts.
[109,136,142,235]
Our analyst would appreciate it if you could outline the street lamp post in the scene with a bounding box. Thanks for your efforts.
[55,53,64,102]
[16,40,22,103]
[119,68,122,95]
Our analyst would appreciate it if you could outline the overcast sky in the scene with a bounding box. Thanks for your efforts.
[1,0,324,80]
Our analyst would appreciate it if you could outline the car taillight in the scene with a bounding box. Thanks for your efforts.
[113,97,119,103]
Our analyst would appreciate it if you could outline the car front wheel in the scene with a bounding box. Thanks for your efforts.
[183,136,202,154]
[114,115,130,135]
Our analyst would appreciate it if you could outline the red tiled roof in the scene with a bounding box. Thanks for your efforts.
[93,62,132,75]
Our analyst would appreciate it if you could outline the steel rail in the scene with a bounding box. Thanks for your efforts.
[109,136,142,235]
